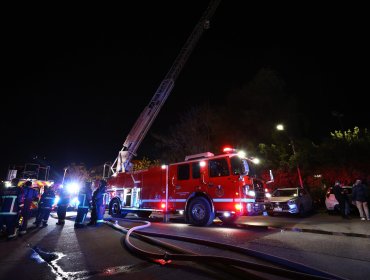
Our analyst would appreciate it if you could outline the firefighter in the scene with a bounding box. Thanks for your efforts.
[19,180,39,235]
[74,181,92,228]
[56,185,70,225]
[0,178,23,240]
[34,184,55,227]
[87,179,107,227]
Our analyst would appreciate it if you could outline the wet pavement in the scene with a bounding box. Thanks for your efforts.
[1,210,369,280]
[0,213,246,280]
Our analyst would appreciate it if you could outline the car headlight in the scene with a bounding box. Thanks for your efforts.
[287,199,297,205]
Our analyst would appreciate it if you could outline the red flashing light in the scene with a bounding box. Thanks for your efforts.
[223,146,235,153]
[161,203,166,209]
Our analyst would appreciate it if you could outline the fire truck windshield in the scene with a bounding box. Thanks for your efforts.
[230,156,250,176]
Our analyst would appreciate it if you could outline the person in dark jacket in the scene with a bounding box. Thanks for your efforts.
[352,179,369,220]
[0,178,23,239]
[35,185,56,227]
[19,180,39,235]
[87,180,107,227]
[74,181,92,228]
[56,185,70,225]
[332,180,350,219]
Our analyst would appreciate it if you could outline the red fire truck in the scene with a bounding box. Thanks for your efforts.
[104,1,272,226]
[107,148,271,226]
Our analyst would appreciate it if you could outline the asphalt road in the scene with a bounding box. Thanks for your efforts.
[0,211,369,280]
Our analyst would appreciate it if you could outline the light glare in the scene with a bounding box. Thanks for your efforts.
[276,124,284,131]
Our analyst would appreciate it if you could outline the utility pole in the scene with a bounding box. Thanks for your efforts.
[289,138,304,189]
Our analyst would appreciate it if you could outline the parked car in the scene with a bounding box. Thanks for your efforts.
[267,187,313,217]
[325,185,355,214]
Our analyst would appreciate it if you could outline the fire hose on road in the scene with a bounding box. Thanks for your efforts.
[104,219,348,280]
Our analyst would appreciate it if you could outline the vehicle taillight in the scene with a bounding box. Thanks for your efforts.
[235,204,242,211]
[161,203,166,209]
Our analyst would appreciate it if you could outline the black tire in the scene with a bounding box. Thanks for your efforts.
[187,197,214,226]
[136,211,152,218]
[109,199,122,218]
[299,205,306,217]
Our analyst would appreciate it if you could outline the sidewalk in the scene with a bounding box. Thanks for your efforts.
[239,211,370,238]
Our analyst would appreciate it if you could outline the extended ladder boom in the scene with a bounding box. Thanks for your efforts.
[112,0,221,174]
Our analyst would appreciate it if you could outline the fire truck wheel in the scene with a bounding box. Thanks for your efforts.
[109,199,122,218]
[188,197,215,226]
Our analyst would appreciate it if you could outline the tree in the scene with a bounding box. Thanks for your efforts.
[221,67,300,145]
[63,163,90,184]
[313,127,370,185]
[153,103,221,163]
[132,157,160,171]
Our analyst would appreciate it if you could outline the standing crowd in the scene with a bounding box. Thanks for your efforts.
[333,179,369,220]
[0,178,107,240]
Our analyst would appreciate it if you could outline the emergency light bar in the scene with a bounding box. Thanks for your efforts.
[223,146,235,153]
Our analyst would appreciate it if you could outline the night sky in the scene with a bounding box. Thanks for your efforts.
[1,1,368,180]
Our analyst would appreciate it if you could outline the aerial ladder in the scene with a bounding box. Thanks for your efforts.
[109,0,221,175]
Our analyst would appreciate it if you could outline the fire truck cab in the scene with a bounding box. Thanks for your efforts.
[107,149,269,226]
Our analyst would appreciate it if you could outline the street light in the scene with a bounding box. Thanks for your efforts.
[276,124,304,188]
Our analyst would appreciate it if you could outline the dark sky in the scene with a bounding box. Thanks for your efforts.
[1,1,368,180]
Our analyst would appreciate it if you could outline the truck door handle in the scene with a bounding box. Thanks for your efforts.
[201,174,207,185]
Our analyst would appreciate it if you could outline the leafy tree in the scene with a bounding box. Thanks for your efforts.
[221,67,300,145]
[63,163,90,184]
[89,164,105,181]
[313,127,370,185]
[132,157,160,171]
[153,103,221,163]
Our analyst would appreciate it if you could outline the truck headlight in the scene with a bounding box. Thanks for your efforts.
[66,182,80,194]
